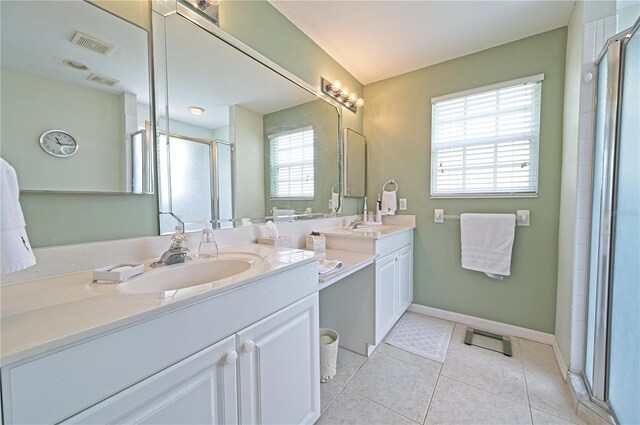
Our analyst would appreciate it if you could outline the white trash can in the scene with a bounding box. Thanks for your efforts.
[319,328,339,383]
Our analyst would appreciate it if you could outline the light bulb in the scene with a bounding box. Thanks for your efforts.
[340,87,350,98]
[356,98,365,108]
[348,92,358,103]
[331,80,342,91]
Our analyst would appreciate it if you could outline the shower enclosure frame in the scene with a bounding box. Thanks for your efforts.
[584,16,640,419]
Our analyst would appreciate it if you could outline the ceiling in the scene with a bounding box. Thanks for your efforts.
[1,0,150,104]
[270,0,575,85]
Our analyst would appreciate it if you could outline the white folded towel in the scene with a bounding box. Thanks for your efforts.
[1,158,36,274]
[460,213,516,279]
[318,259,343,275]
[381,190,397,215]
[331,192,340,213]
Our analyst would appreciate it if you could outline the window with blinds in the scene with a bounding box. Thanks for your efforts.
[269,126,314,199]
[430,74,543,197]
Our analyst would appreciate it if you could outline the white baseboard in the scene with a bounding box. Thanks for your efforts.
[553,338,569,380]
[408,303,556,346]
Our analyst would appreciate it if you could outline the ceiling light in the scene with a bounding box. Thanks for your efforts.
[189,106,205,115]
[63,59,89,71]
[321,77,364,113]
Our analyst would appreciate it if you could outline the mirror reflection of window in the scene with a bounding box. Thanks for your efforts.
[269,126,315,199]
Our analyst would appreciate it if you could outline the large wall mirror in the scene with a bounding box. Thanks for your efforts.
[0,1,154,194]
[153,2,341,233]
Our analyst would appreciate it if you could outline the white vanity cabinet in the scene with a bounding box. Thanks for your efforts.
[64,335,239,424]
[321,225,414,355]
[374,240,413,345]
[1,261,320,425]
[65,294,320,425]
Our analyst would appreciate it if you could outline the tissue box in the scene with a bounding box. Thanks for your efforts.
[306,234,326,252]
[257,236,291,248]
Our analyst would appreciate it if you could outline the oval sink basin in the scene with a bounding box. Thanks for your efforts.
[117,253,263,295]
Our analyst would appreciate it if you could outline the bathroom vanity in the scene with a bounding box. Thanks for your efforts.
[0,244,321,424]
[319,219,415,356]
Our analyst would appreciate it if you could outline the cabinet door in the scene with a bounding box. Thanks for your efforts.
[64,336,238,425]
[397,244,413,314]
[237,293,320,425]
[375,253,398,343]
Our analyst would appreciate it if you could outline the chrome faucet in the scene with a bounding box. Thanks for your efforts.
[151,225,191,267]
[346,216,363,230]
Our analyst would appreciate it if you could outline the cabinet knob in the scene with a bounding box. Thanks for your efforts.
[243,340,255,354]
[226,350,238,364]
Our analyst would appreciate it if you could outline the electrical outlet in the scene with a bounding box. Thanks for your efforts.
[399,198,407,210]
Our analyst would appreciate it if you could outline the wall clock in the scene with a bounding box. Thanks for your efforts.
[39,130,79,158]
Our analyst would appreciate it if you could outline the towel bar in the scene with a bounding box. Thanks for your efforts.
[434,209,530,226]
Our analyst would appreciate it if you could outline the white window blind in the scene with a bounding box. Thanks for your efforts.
[270,126,314,199]
[430,74,543,197]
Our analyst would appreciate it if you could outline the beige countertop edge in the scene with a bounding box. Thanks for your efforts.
[0,244,318,366]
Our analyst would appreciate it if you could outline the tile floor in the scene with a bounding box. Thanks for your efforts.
[318,316,585,425]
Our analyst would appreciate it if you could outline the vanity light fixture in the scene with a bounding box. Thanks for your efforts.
[321,77,364,113]
[188,106,205,115]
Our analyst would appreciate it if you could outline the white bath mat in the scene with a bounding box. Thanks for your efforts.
[385,312,454,363]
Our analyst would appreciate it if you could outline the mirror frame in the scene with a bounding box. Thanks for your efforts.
[152,0,345,228]
[342,128,366,198]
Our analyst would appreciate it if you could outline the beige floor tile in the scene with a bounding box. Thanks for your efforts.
[346,352,438,423]
[526,367,584,424]
[317,390,418,425]
[441,325,529,405]
[520,339,562,376]
[330,347,367,388]
[320,380,343,414]
[376,342,443,374]
[425,376,532,425]
[531,408,586,425]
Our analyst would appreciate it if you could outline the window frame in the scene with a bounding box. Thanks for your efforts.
[430,74,544,199]
[269,125,315,200]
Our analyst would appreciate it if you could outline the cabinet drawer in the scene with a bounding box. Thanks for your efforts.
[376,230,412,257]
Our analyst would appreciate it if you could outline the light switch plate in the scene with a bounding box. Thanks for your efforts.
[434,209,444,223]
[399,198,407,210]
[516,210,530,226]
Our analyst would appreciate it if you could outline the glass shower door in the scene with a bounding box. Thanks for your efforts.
[607,25,640,425]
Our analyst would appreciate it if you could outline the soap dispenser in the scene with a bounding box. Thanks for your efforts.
[198,217,219,258]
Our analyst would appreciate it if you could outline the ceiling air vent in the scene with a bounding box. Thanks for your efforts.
[87,73,120,87]
[71,31,114,55]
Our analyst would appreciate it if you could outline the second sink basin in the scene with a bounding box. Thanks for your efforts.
[117,253,264,294]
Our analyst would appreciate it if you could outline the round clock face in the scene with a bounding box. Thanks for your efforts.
[39,130,79,158]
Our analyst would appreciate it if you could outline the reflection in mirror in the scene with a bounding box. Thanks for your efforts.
[0,1,154,193]
[343,129,366,197]
[154,8,341,233]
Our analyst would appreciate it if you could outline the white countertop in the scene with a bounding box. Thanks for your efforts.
[320,224,415,239]
[317,249,377,291]
[0,243,316,365]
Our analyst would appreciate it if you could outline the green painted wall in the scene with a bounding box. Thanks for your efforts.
[363,28,568,333]
[15,0,363,248]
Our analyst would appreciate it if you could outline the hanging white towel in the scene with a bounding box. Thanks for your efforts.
[460,213,516,279]
[381,190,397,215]
[331,192,340,213]
[1,158,36,274]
